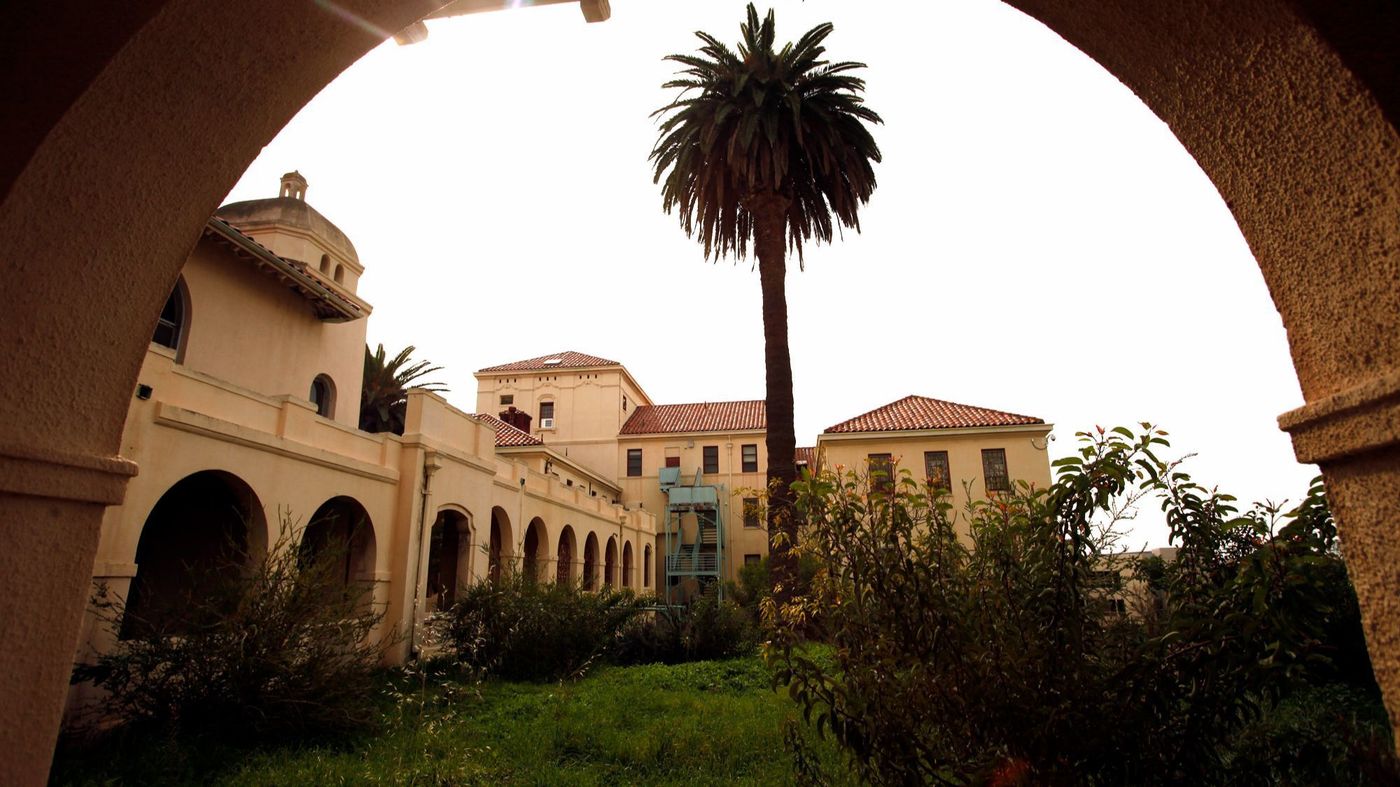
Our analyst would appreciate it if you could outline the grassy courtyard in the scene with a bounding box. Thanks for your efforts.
[53,656,844,786]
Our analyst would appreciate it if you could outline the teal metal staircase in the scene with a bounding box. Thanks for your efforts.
[660,466,725,604]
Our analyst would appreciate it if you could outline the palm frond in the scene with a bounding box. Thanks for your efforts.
[649,2,883,266]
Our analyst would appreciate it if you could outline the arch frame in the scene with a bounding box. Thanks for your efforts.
[2,3,1399,781]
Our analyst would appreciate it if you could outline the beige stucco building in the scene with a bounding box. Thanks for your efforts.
[74,172,1055,695]
[71,175,657,718]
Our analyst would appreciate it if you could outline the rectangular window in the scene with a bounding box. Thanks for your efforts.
[744,554,762,566]
[627,449,642,477]
[499,394,513,405]
[982,448,1010,493]
[868,453,894,493]
[924,451,951,493]
[743,497,761,528]
[741,444,758,473]
[703,445,719,474]
[539,401,554,420]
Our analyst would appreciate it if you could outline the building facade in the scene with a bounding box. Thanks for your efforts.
[73,173,1055,713]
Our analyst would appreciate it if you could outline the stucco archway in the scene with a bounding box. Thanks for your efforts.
[122,470,267,639]
[583,532,600,591]
[1,2,1397,781]
[557,525,578,585]
[488,506,513,582]
[426,507,472,609]
[301,496,378,592]
[523,517,549,582]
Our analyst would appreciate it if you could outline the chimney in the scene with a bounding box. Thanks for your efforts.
[279,170,308,201]
[499,406,532,433]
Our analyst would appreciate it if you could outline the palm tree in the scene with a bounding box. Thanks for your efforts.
[360,343,447,435]
[650,5,881,599]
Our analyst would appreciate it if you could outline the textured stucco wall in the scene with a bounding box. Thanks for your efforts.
[0,0,1396,782]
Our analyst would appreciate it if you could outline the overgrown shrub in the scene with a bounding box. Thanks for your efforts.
[445,573,643,681]
[71,516,388,744]
[616,584,757,665]
[771,425,1394,785]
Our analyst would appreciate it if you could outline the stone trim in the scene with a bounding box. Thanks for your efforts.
[1279,369,1400,464]
[0,443,138,505]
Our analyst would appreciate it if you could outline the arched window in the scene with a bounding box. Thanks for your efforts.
[151,277,189,356]
[319,253,331,274]
[333,264,344,284]
[309,374,335,418]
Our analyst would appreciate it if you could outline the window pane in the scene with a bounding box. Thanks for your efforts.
[743,497,761,528]
[540,401,554,420]
[868,453,894,493]
[500,394,513,405]
[924,451,951,492]
[627,449,642,477]
[703,446,719,474]
[152,286,182,349]
[982,448,1010,493]
[741,444,758,473]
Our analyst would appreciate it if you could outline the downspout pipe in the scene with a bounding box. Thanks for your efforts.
[407,450,441,660]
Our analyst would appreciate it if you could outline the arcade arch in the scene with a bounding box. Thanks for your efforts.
[489,506,513,582]
[299,496,377,594]
[604,537,617,589]
[426,507,472,609]
[583,532,600,591]
[122,470,266,638]
[522,517,548,582]
[2,3,1398,781]
[557,525,578,585]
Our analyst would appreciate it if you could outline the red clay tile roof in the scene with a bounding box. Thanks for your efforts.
[620,400,765,435]
[473,413,544,447]
[203,217,365,322]
[795,446,816,466]
[477,351,620,373]
[824,395,1044,434]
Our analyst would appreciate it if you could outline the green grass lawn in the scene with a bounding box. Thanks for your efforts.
[53,656,846,786]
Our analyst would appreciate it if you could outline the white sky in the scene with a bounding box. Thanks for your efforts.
[224,0,1318,548]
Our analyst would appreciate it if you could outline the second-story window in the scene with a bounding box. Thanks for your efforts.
[868,453,894,494]
[309,374,335,418]
[982,448,1011,493]
[500,394,513,405]
[703,445,719,474]
[539,401,555,427]
[152,278,188,355]
[924,451,951,493]
[627,449,642,477]
[741,444,758,473]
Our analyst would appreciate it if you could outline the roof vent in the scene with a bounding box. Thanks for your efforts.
[543,358,562,366]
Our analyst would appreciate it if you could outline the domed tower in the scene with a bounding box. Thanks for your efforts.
[216,171,365,295]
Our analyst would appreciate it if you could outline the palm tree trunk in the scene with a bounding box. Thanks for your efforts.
[750,194,798,605]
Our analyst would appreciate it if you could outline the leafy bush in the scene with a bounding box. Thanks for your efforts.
[445,573,643,681]
[1223,683,1400,785]
[616,584,757,665]
[771,425,1392,785]
[71,517,388,744]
